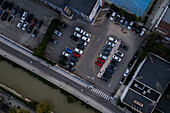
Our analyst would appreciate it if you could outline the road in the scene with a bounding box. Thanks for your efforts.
[0,41,124,113]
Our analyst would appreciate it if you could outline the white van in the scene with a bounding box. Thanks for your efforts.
[110,12,116,21]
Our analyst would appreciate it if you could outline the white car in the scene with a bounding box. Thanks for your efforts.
[108,37,117,43]
[21,11,29,21]
[116,50,124,57]
[99,54,107,60]
[106,41,114,47]
[110,12,116,21]
[123,68,130,77]
[82,36,90,42]
[140,28,146,37]
[62,51,70,57]
[127,21,134,30]
[54,30,62,36]
[83,31,91,38]
[75,48,83,54]
[113,55,121,62]
[22,22,29,31]
[75,27,83,34]
[74,32,81,38]
[17,20,24,28]
[119,17,125,25]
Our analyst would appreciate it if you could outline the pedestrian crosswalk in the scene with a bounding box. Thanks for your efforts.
[90,87,110,100]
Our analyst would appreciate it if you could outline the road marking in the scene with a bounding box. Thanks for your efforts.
[97,38,99,42]
[108,83,111,87]
[92,77,94,80]
[87,76,90,78]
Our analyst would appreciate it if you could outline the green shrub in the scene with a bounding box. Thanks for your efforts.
[67,96,75,104]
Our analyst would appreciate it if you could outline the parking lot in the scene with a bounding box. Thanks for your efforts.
[0,0,144,94]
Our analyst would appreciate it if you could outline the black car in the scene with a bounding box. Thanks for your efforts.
[1,1,9,10]
[111,59,119,66]
[7,15,14,23]
[108,64,117,71]
[71,35,79,42]
[79,39,86,46]
[136,26,142,34]
[70,56,78,62]
[66,65,75,71]
[0,0,4,5]
[59,55,68,62]
[120,43,128,51]
[101,72,111,82]
[12,6,19,15]
[106,9,113,18]
[27,25,34,34]
[17,8,24,17]
[36,21,43,28]
[49,38,58,44]
[1,12,9,21]
[101,50,110,56]
[77,43,84,50]
[58,60,66,66]
[58,21,65,28]
[31,29,39,38]
[26,14,34,23]
[7,2,14,10]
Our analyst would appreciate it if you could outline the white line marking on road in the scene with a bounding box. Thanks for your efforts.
[97,38,99,42]
[109,83,111,87]
[87,76,90,78]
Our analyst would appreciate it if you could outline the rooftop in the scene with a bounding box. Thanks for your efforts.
[67,0,97,16]
[46,0,67,7]
[135,53,170,93]
[162,7,170,24]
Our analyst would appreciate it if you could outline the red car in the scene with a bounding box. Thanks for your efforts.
[31,18,37,26]
[97,57,105,64]
[73,52,80,58]
[95,61,103,67]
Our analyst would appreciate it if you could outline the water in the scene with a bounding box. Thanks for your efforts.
[0,61,95,113]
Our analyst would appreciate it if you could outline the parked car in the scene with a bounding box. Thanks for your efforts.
[31,18,37,26]
[83,31,91,38]
[73,52,80,58]
[74,48,83,54]
[26,14,34,23]
[106,9,112,18]
[49,38,58,44]
[66,65,75,71]
[116,50,124,57]
[7,15,14,23]
[0,9,2,15]
[21,11,29,20]
[120,43,128,51]
[119,17,125,26]
[1,1,9,10]
[71,35,79,42]
[7,2,14,10]
[111,59,119,66]
[77,43,84,50]
[79,39,87,46]
[17,19,24,28]
[113,55,121,62]
[62,51,70,57]
[22,22,28,31]
[104,45,112,52]
[60,55,68,62]
[110,12,116,21]
[101,72,111,82]
[136,26,142,34]
[82,36,90,42]
[106,67,114,74]
[12,6,19,15]
[27,25,34,34]
[17,8,24,17]
[106,41,114,47]
[108,63,117,71]
[36,21,43,28]
[68,60,75,66]
[58,60,66,66]
[31,29,39,37]
[70,56,78,62]
[0,0,4,5]
[132,23,138,31]
[140,28,146,37]
[108,36,117,43]
[122,20,128,28]
[1,12,9,21]
[114,14,120,23]
[65,48,73,54]
[127,21,133,30]
[123,68,130,77]
[95,61,103,67]
[74,32,81,38]
[75,26,83,34]
[99,54,107,60]
[54,30,62,36]
[58,21,65,28]
[97,57,105,64]
[119,76,126,84]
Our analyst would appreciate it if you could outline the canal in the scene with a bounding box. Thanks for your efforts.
[0,61,95,113]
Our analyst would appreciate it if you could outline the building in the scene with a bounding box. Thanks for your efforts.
[120,53,170,113]
[39,0,103,23]
[154,1,170,41]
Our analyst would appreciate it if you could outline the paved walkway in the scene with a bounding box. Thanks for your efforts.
[0,34,123,113]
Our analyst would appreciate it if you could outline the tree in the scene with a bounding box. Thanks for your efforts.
[9,106,17,113]
[36,102,50,113]
[17,109,30,113]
